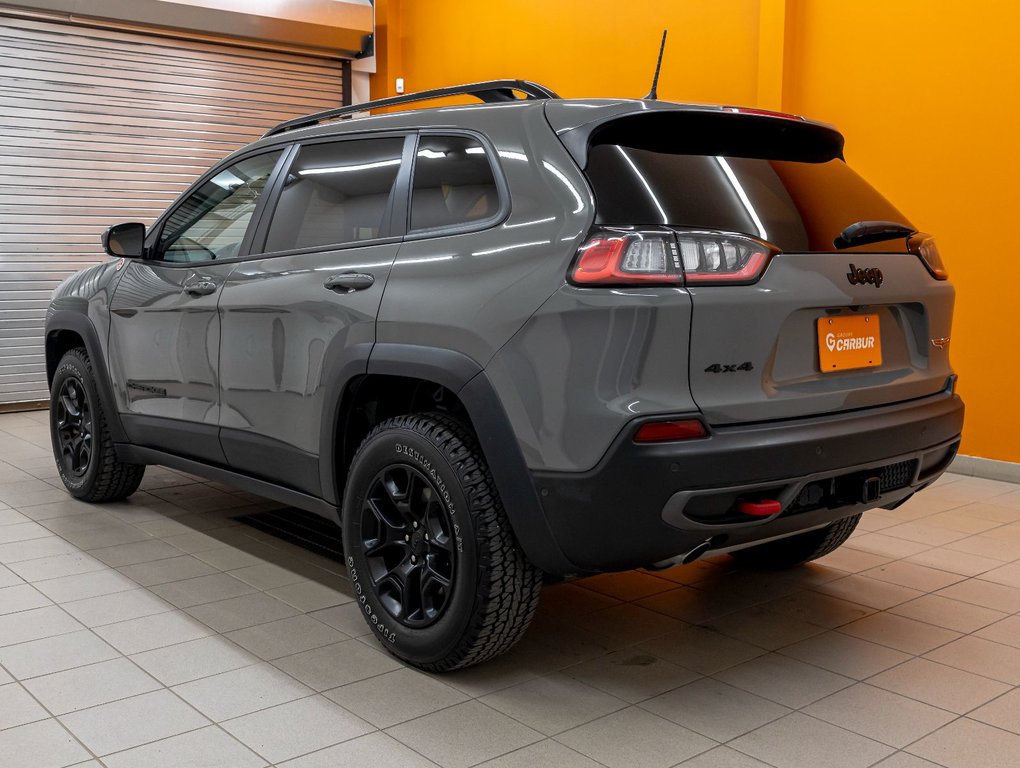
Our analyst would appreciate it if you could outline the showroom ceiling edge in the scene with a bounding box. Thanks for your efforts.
[0,0,374,58]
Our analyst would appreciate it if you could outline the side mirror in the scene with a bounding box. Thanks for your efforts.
[102,222,146,258]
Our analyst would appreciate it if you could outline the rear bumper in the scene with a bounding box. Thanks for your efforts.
[531,392,964,573]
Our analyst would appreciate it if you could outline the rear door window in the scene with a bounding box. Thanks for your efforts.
[410,135,500,232]
[263,137,404,253]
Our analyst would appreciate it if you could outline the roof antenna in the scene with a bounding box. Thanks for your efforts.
[643,29,668,100]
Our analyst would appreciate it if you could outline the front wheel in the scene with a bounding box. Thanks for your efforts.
[342,412,542,671]
[49,348,145,502]
[729,514,862,569]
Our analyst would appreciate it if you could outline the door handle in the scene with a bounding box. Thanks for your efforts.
[324,272,375,293]
[184,280,218,297]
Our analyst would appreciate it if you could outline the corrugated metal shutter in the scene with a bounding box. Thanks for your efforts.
[0,14,345,404]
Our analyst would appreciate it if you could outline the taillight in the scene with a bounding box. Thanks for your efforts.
[678,230,776,285]
[570,228,777,287]
[908,233,948,280]
[570,229,682,285]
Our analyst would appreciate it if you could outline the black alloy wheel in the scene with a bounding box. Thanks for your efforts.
[361,464,456,627]
[54,375,93,478]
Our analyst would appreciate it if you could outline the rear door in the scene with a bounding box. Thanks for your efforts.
[583,128,955,425]
[216,133,410,496]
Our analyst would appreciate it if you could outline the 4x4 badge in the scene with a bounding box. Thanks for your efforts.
[847,263,883,288]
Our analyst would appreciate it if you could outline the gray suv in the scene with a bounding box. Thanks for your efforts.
[45,80,964,670]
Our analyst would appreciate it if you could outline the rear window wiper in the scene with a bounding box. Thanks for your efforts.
[834,221,916,250]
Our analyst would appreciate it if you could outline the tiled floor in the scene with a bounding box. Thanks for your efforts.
[2,410,1020,768]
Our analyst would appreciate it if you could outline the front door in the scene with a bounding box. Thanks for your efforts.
[108,149,285,463]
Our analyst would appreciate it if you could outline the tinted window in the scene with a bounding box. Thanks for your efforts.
[158,151,282,262]
[586,146,911,253]
[410,135,499,231]
[264,137,404,252]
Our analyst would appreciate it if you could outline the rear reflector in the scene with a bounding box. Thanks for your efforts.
[634,419,708,443]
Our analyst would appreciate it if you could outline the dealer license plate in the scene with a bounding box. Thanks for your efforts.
[817,314,882,373]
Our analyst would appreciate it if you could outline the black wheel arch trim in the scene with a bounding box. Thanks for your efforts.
[322,342,576,575]
[45,309,127,444]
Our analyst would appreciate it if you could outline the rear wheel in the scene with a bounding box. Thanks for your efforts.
[49,348,145,502]
[342,412,542,671]
[730,514,861,569]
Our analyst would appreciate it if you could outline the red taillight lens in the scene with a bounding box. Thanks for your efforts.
[570,229,776,287]
[633,419,708,443]
[571,230,682,285]
[677,231,775,284]
[908,233,948,280]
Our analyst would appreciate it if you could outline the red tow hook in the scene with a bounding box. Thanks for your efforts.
[736,499,782,517]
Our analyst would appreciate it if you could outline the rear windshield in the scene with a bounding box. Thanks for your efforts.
[586,146,912,253]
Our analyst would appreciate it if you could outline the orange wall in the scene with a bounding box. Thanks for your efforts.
[783,0,1020,462]
[373,0,1020,463]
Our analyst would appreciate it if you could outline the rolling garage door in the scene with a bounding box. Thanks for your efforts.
[0,14,345,404]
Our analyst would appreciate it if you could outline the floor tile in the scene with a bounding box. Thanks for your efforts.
[804,682,956,747]
[221,695,373,764]
[935,578,1020,613]
[814,574,925,610]
[92,610,214,655]
[641,677,789,742]
[184,592,301,633]
[969,688,1020,733]
[637,626,766,675]
[571,603,687,649]
[265,580,351,612]
[974,614,1020,649]
[924,635,1020,684]
[730,712,893,768]
[778,631,911,679]
[228,562,310,590]
[715,652,854,708]
[863,560,967,592]
[172,662,312,721]
[838,611,961,654]
[871,754,944,768]
[87,539,183,568]
[0,682,49,729]
[576,571,676,602]
[0,536,80,563]
[0,582,51,614]
[325,667,468,728]
[0,520,52,544]
[0,718,91,768]
[149,572,259,608]
[907,717,1020,768]
[101,725,267,768]
[6,552,106,582]
[61,588,172,627]
[225,614,348,660]
[888,593,1007,633]
[675,746,775,767]
[0,605,82,647]
[131,635,258,686]
[481,673,627,736]
[848,533,932,559]
[277,731,435,768]
[869,657,1011,714]
[273,639,401,691]
[0,629,119,679]
[23,657,161,715]
[906,546,1003,576]
[117,555,218,587]
[33,569,138,603]
[59,689,209,755]
[555,706,715,768]
[388,700,542,768]
[562,648,699,703]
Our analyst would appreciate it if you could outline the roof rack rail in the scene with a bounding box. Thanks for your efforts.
[264,79,560,138]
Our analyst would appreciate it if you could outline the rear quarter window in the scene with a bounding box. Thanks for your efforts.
[410,135,500,232]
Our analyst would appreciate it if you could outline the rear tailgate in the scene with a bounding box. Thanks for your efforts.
[571,107,955,426]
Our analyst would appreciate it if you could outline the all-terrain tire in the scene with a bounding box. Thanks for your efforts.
[49,348,145,502]
[342,412,542,671]
[730,514,862,569]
